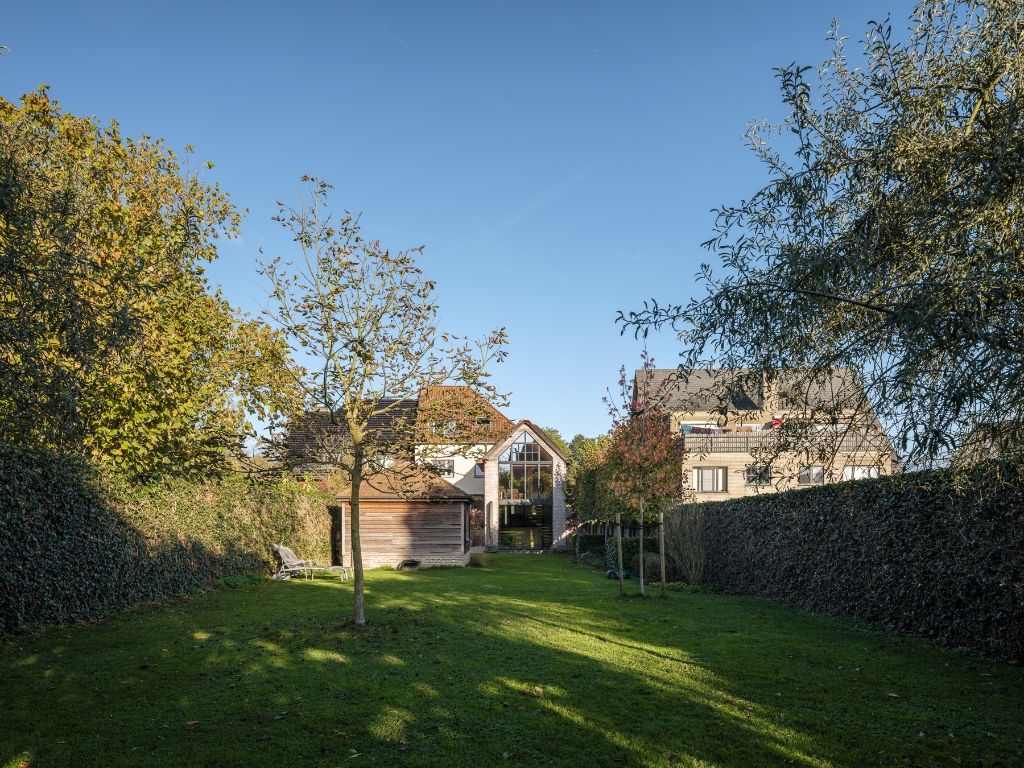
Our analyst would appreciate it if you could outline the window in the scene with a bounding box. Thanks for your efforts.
[475,415,491,428]
[694,467,728,493]
[798,466,825,485]
[745,464,772,487]
[474,463,484,478]
[427,459,455,477]
[843,465,880,481]
[429,420,459,437]
[498,433,553,500]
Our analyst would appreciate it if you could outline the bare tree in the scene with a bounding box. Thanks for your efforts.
[260,177,507,627]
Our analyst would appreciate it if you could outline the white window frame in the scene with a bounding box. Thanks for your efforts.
[798,466,825,485]
[745,464,772,487]
[429,420,459,438]
[842,465,880,481]
[428,459,455,477]
[693,466,728,493]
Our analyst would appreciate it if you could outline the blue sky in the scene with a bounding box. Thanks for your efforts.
[3,0,914,438]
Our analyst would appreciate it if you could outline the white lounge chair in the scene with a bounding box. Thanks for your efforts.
[272,544,349,581]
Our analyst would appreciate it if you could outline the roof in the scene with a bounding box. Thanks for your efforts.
[636,368,764,412]
[331,464,474,502]
[284,398,419,458]
[415,385,514,444]
[637,367,869,414]
[480,420,569,463]
[285,386,515,465]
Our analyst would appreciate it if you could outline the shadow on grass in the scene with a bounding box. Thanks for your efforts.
[3,555,1023,767]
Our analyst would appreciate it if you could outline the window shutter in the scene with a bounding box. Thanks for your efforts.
[718,467,727,492]
[690,468,699,490]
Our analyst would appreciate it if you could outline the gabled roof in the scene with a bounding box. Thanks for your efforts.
[480,420,568,463]
[415,385,514,444]
[284,398,419,457]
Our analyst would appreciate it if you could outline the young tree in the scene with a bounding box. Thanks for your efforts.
[620,0,1024,472]
[261,178,506,627]
[604,352,684,596]
[0,88,292,477]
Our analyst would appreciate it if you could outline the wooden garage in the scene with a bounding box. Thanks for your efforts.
[334,469,474,569]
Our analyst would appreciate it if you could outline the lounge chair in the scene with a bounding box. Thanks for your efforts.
[271,544,350,581]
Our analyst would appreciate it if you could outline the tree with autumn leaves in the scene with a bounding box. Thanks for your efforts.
[0,88,294,478]
[602,353,684,597]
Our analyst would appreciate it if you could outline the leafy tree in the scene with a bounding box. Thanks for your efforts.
[604,353,683,596]
[539,426,569,458]
[0,88,292,477]
[620,0,1024,471]
[565,433,608,515]
[261,178,507,627]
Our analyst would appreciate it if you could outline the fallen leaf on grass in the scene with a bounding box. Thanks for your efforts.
[185,720,199,728]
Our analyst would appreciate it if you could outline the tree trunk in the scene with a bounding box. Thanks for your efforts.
[349,445,367,627]
[639,502,646,598]
[659,509,667,597]
[329,505,344,566]
[615,511,625,598]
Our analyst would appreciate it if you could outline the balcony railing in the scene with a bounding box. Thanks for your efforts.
[681,432,883,454]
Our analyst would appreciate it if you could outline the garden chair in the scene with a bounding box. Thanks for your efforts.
[271,544,350,581]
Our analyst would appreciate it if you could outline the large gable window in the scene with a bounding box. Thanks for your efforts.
[498,433,553,501]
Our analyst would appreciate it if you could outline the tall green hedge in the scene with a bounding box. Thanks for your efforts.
[668,463,1024,659]
[0,444,331,633]
[605,537,641,571]
[574,533,605,558]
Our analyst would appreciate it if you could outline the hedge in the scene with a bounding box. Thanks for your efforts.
[605,537,642,571]
[667,463,1024,659]
[574,533,605,558]
[0,444,331,633]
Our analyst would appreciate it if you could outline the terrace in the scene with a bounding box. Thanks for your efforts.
[681,430,883,454]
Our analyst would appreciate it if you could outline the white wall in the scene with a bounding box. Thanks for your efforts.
[416,443,491,495]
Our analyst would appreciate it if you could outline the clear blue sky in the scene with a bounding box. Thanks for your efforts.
[3,0,914,438]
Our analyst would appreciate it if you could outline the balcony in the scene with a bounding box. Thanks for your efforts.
[681,431,882,454]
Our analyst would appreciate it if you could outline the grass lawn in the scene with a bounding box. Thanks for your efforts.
[3,554,1022,767]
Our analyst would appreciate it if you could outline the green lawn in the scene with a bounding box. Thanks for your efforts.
[3,555,1022,767]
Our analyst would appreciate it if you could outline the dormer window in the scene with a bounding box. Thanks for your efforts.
[429,420,459,438]
[427,459,455,477]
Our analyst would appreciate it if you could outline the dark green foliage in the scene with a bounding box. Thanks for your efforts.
[0,443,330,633]
[606,537,640,571]
[674,463,1024,659]
[573,533,605,558]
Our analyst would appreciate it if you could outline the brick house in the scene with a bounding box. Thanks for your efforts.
[287,386,569,567]
[636,368,897,500]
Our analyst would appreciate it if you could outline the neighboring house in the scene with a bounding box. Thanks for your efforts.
[636,368,897,500]
[286,385,569,567]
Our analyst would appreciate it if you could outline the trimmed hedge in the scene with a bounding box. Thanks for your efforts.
[605,537,641,571]
[669,463,1024,659]
[574,533,605,558]
[0,444,331,633]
